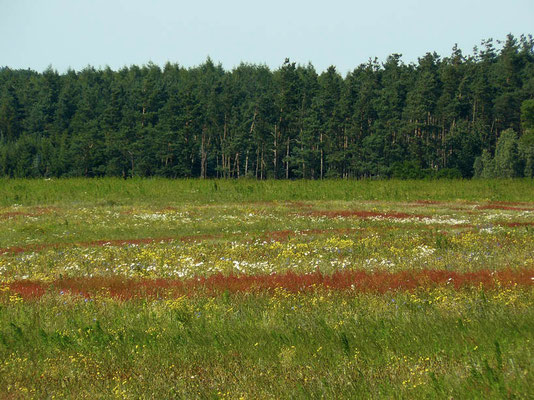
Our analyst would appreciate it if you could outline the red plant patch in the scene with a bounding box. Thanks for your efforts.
[0,211,33,219]
[6,281,47,299]
[499,222,534,228]
[0,207,56,220]
[4,268,532,300]
[287,201,314,209]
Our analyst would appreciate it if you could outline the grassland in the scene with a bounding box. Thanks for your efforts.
[0,179,533,399]
[2,177,534,206]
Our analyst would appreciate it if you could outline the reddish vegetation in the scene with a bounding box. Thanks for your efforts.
[3,269,532,300]
[0,207,56,220]
[0,243,57,256]
[7,280,47,298]
[499,222,534,228]
[249,201,314,209]
[0,211,33,219]
[287,201,314,209]
[301,210,426,219]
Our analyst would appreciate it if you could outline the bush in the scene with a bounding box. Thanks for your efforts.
[434,168,462,179]
[391,161,429,179]
[391,161,461,180]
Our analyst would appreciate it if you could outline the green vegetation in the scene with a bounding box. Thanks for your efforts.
[1,35,534,179]
[1,180,533,398]
[1,290,533,399]
[1,177,534,207]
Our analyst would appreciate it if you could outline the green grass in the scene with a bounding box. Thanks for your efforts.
[1,290,533,399]
[1,179,533,399]
[1,178,533,206]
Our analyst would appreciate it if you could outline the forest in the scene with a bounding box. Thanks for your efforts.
[0,34,533,179]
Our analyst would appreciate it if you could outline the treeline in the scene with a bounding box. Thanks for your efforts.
[1,34,534,179]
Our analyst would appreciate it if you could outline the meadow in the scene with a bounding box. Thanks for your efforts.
[0,179,533,399]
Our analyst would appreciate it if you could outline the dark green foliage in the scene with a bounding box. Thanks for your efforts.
[0,34,533,179]
[391,161,462,179]
[521,99,534,131]
[391,161,429,179]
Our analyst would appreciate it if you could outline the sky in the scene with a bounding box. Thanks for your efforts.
[1,0,533,75]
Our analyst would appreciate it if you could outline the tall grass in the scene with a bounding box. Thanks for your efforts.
[1,290,532,398]
[1,178,533,206]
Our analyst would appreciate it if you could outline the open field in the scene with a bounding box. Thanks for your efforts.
[2,178,534,206]
[1,179,533,398]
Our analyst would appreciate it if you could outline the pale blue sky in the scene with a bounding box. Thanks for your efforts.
[1,0,533,74]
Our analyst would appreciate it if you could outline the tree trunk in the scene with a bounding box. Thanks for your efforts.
[273,124,278,179]
[320,132,324,179]
[255,145,260,179]
[261,145,265,180]
[200,129,207,179]
[286,137,290,179]
[343,127,348,179]
[301,140,305,179]
[128,150,134,178]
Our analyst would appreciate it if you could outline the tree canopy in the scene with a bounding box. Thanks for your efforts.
[1,34,533,179]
